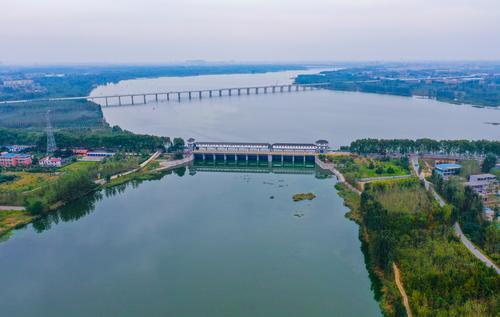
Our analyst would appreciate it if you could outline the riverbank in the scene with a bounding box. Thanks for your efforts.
[0,155,192,240]
[325,155,499,316]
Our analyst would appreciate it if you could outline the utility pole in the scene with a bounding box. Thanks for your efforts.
[46,110,57,155]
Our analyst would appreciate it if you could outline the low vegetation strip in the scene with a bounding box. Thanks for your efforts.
[0,210,34,238]
[292,193,316,202]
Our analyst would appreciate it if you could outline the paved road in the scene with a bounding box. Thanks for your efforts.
[154,155,194,172]
[315,158,361,195]
[410,155,499,273]
[455,223,500,274]
[0,206,26,211]
[359,174,412,182]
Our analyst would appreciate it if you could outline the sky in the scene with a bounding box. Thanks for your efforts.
[1,0,499,64]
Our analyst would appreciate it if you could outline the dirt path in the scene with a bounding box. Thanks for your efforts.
[393,263,413,317]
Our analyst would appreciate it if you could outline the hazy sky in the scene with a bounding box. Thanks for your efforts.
[1,0,499,64]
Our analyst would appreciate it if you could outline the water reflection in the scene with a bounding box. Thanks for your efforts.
[32,191,103,233]
[29,163,332,234]
[190,160,332,179]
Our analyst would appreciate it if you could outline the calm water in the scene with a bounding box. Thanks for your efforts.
[3,69,497,316]
[0,166,380,316]
[93,70,499,147]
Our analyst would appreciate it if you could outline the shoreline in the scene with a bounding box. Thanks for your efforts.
[0,155,192,240]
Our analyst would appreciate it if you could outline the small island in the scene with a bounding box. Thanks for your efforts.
[292,192,316,202]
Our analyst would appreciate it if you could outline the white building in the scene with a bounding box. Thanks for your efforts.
[466,173,497,194]
[39,156,62,168]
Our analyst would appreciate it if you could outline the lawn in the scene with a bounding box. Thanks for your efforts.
[323,155,410,181]
[59,161,97,172]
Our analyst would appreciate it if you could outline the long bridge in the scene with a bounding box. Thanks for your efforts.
[0,83,329,106]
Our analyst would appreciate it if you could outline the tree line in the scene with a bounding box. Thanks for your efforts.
[344,138,500,156]
[0,126,174,153]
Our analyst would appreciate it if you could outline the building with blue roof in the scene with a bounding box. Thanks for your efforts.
[435,163,461,178]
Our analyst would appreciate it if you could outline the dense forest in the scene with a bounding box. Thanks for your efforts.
[0,126,170,153]
[295,65,500,107]
[356,179,499,316]
[0,100,104,129]
[345,138,500,156]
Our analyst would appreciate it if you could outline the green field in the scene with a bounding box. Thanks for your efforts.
[323,155,409,184]
[368,178,434,214]
[59,161,98,172]
[0,172,57,193]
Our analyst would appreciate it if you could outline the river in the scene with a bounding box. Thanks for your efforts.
[1,68,498,316]
[92,69,499,148]
[0,165,381,316]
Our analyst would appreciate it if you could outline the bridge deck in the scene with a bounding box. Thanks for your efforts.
[0,83,329,105]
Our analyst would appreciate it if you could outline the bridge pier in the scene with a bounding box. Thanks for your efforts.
[167,93,170,101]
[219,90,222,97]
[209,91,212,98]
[155,94,158,102]
[188,92,192,100]
[228,89,232,96]
[199,91,202,99]
[264,87,268,93]
[256,87,259,94]
[288,85,292,92]
[280,86,284,92]
[247,88,250,95]
[177,92,181,101]
[238,88,241,95]
[295,85,299,91]
[105,97,109,107]
[118,96,122,106]
[272,86,276,93]
[143,94,146,104]
[131,96,135,105]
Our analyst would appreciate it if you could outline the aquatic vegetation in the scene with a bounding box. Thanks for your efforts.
[292,192,316,202]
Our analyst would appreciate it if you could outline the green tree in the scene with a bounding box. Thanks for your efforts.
[481,153,497,173]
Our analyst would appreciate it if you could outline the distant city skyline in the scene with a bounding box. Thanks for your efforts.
[1,0,499,64]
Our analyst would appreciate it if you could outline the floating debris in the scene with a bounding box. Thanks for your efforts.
[293,213,305,218]
[269,195,275,199]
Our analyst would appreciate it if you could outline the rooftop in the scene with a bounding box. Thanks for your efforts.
[196,142,271,147]
[0,153,31,158]
[469,173,495,179]
[273,143,316,147]
[435,163,461,170]
[315,140,329,144]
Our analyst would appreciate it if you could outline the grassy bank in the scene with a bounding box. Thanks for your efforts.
[0,210,35,239]
[0,156,182,240]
